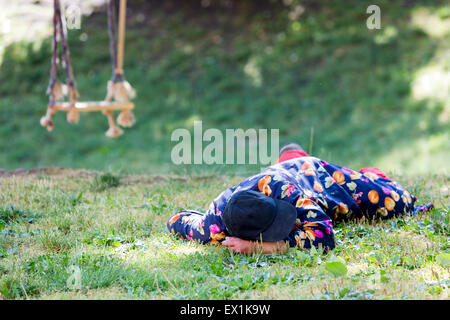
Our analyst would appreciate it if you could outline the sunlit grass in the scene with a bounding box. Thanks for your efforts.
[0,169,448,299]
[411,7,450,38]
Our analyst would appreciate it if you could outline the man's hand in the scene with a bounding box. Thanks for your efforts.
[222,237,252,254]
[222,236,288,255]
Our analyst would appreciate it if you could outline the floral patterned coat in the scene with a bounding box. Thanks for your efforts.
[167,156,421,251]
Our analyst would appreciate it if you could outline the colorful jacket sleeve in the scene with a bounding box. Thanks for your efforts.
[166,210,227,245]
[287,199,335,252]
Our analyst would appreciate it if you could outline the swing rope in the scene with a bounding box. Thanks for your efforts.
[56,0,79,124]
[105,0,136,132]
[107,0,119,81]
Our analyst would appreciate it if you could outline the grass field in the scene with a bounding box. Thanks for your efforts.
[0,169,448,299]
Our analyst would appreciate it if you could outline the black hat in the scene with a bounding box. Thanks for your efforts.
[223,190,297,242]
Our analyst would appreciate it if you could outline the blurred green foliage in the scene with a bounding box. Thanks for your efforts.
[0,0,448,175]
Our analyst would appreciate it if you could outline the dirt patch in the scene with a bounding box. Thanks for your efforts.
[0,167,190,186]
[124,175,187,185]
[0,167,97,178]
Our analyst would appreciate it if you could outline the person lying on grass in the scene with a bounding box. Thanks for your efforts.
[167,143,433,255]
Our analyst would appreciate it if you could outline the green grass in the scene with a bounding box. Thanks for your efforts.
[0,0,449,175]
[90,172,122,192]
[0,170,448,299]
[0,0,448,300]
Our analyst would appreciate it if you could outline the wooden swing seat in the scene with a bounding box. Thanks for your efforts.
[49,101,134,112]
